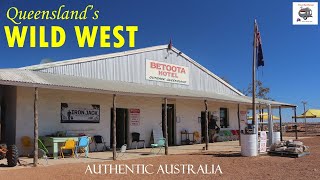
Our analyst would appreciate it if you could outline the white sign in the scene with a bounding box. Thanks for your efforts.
[293,2,318,25]
[145,59,189,85]
[240,111,247,122]
[130,109,140,126]
[259,131,267,153]
[61,103,100,123]
[260,140,267,153]
[260,131,267,141]
[240,111,248,132]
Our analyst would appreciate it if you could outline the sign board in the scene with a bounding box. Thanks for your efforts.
[259,131,267,153]
[129,109,140,126]
[145,59,189,85]
[240,111,247,123]
[61,103,100,123]
[260,131,267,141]
[260,140,267,153]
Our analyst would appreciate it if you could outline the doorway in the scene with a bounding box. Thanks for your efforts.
[0,102,5,143]
[162,104,175,146]
[201,111,211,143]
[0,85,16,145]
[110,108,129,148]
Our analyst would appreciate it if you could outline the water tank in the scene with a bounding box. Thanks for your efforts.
[273,132,281,143]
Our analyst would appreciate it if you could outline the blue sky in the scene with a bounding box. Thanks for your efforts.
[0,0,319,120]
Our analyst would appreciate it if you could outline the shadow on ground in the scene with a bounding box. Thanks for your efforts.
[183,151,242,157]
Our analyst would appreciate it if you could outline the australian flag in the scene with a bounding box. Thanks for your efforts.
[255,23,264,67]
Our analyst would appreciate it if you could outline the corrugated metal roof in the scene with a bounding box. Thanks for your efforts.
[0,69,295,107]
[22,45,168,70]
[21,45,244,96]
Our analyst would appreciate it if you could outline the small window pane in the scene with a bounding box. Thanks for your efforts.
[220,108,228,128]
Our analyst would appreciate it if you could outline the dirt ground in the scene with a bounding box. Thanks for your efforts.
[1,136,320,180]
[283,131,320,137]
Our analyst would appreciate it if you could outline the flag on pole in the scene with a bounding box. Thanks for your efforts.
[255,22,264,67]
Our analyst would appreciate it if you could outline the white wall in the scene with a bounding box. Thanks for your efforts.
[15,87,164,152]
[16,87,113,153]
[175,99,248,145]
[175,99,202,145]
[15,86,247,153]
[114,95,163,147]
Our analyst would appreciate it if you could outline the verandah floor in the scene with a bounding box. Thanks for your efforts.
[1,140,241,168]
[1,136,310,169]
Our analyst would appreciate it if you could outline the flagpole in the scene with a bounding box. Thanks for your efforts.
[252,19,258,154]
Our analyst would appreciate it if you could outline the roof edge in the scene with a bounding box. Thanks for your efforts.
[0,69,294,107]
[170,47,245,96]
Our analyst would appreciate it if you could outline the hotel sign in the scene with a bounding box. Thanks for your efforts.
[145,59,189,85]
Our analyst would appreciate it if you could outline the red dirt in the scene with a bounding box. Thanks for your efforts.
[1,136,320,180]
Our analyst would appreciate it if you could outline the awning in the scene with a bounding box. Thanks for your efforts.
[248,112,280,121]
[293,109,320,118]
[0,69,295,107]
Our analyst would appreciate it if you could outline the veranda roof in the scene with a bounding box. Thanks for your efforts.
[0,69,295,107]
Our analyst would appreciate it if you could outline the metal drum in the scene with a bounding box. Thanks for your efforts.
[241,134,258,157]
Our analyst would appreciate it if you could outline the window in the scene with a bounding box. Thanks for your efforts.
[220,108,228,128]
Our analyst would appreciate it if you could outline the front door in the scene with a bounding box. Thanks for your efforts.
[201,111,211,143]
[110,108,129,148]
[162,104,175,146]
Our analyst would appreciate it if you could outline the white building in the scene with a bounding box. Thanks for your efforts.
[0,45,293,152]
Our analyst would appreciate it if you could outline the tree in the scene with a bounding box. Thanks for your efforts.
[243,80,273,100]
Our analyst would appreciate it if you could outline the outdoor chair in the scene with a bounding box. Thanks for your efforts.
[194,131,201,144]
[75,136,90,158]
[130,132,145,149]
[60,139,76,159]
[216,131,228,142]
[21,136,33,156]
[224,130,233,141]
[38,139,49,164]
[231,130,239,140]
[93,135,108,152]
[151,138,166,154]
[117,144,127,159]
[236,130,240,135]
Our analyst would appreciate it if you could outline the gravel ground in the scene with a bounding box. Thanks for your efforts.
[283,131,320,137]
[1,136,320,180]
